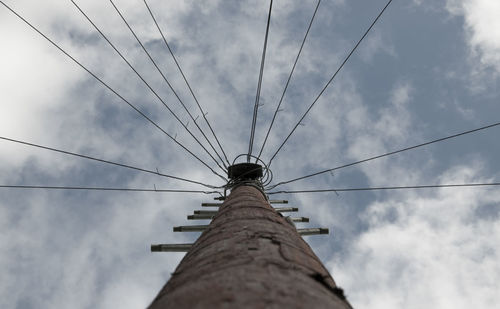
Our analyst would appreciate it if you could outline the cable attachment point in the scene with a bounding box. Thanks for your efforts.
[228,163,263,181]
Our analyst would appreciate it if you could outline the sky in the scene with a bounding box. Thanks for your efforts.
[1,0,499,308]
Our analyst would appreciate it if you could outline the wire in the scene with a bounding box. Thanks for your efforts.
[0,185,220,194]
[0,1,226,182]
[268,120,500,190]
[143,0,231,167]
[71,0,227,172]
[248,0,273,162]
[266,0,394,168]
[108,0,227,174]
[226,154,273,189]
[256,0,321,162]
[267,182,500,194]
[0,136,219,189]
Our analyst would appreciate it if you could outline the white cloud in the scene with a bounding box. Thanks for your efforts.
[358,32,396,63]
[446,0,500,73]
[1,0,500,308]
[330,164,500,308]
[0,189,192,308]
[342,82,417,186]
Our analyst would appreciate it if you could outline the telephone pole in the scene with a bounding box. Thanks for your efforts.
[149,163,351,308]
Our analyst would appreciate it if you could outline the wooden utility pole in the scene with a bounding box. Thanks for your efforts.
[149,165,351,308]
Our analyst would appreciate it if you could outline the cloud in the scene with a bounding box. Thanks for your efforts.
[1,1,500,308]
[341,81,418,186]
[444,0,500,92]
[329,163,500,308]
[447,0,500,72]
[358,32,396,63]
[0,187,198,308]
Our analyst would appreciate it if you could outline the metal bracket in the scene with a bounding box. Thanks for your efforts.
[297,228,329,236]
[151,244,192,252]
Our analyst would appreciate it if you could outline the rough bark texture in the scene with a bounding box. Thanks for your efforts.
[149,185,351,308]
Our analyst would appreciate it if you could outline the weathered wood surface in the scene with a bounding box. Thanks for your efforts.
[149,185,351,308]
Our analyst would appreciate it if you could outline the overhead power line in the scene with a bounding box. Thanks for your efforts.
[268,120,500,190]
[71,0,227,173]
[0,1,227,182]
[266,0,394,168]
[267,182,500,194]
[0,185,220,195]
[0,136,219,189]
[107,0,227,173]
[248,0,273,162]
[256,0,321,162]
[143,0,231,167]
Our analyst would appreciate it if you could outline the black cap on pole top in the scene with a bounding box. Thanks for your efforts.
[228,163,263,180]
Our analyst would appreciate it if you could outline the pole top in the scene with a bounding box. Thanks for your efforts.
[227,163,263,180]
